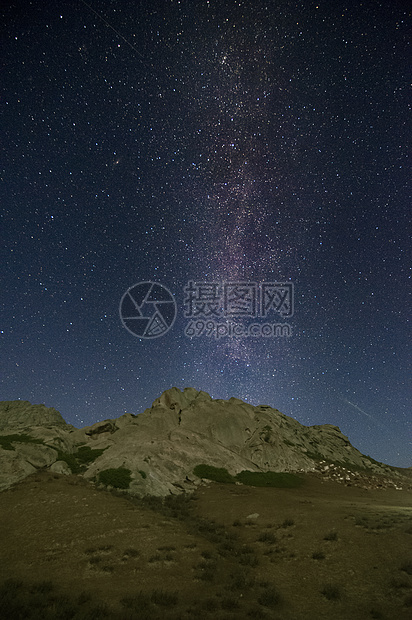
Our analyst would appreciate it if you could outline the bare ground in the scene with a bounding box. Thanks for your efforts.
[0,470,411,619]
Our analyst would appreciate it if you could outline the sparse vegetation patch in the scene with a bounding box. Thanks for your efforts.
[321,584,342,600]
[57,446,106,474]
[258,585,283,608]
[0,434,44,451]
[400,560,412,575]
[98,467,132,489]
[193,464,235,483]
[235,471,304,488]
[193,464,304,488]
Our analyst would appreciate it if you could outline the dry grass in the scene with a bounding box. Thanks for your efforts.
[0,470,411,619]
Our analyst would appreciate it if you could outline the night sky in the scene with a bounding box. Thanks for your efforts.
[2,0,410,467]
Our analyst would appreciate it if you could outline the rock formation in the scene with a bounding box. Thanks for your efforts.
[0,388,408,495]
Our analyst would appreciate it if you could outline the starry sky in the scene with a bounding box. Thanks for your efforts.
[1,0,410,466]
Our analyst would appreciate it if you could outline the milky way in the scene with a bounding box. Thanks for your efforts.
[1,0,410,466]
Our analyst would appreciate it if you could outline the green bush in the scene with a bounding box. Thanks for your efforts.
[400,560,412,575]
[235,471,303,488]
[138,469,147,479]
[304,451,324,461]
[324,530,338,541]
[193,465,304,488]
[75,446,106,465]
[258,586,283,608]
[257,532,277,544]
[98,467,132,489]
[57,446,106,473]
[56,451,82,473]
[193,464,235,483]
[321,584,341,600]
[150,590,178,607]
[0,434,44,451]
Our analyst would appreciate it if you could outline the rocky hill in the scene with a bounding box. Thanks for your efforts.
[0,387,408,495]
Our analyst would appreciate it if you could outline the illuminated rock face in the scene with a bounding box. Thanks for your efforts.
[0,389,401,495]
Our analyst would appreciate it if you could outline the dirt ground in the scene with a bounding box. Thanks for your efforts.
[0,470,411,619]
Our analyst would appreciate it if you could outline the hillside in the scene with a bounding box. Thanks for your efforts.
[0,387,409,495]
[1,388,411,619]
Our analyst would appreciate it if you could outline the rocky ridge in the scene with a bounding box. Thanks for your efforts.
[0,387,409,495]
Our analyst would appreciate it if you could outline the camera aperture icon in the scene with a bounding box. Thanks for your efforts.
[119,281,177,339]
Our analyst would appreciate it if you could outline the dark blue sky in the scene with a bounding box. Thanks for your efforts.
[1,0,410,466]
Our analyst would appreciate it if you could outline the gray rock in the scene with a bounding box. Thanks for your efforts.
[0,450,37,491]
[50,460,71,475]
[0,401,69,431]
[13,444,58,469]
[0,388,405,495]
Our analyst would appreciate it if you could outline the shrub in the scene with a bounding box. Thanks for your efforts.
[98,467,132,489]
[324,530,338,541]
[138,469,147,479]
[30,580,54,593]
[312,551,325,560]
[201,550,213,560]
[193,465,304,488]
[305,450,324,461]
[229,570,255,590]
[75,445,106,465]
[57,446,106,473]
[0,434,44,451]
[404,594,412,607]
[280,518,295,528]
[258,586,282,608]
[248,606,270,618]
[202,598,219,611]
[239,553,259,566]
[370,608,385,619]
[150,590,178,606]
[198,569,215,582]
[193,464,235,483]
[77,591,92,605]
[221,597,240,610]
[57,451,81,473]
[239,545,255,555]
[236,471,303,488]
[2,579,23,591]
[123,548,140,558]
[257,532,277,544]
[121,592,152,611]
[321,584,341,600]
[400,560,412,575]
